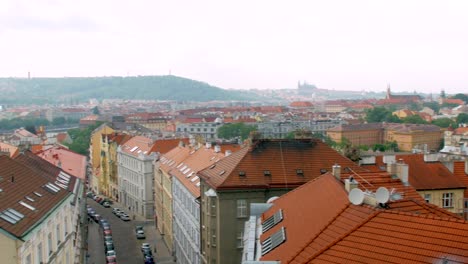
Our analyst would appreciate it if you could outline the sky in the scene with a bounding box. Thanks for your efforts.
[0,0,467,94]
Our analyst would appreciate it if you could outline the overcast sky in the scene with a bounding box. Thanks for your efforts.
[1,0,467,93]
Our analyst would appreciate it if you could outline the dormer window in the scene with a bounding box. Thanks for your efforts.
[263,170,271,176]
[296,169,304,176]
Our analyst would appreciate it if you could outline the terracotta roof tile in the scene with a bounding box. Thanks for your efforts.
[36,146,87,180]
[0,141,19,158]
[150,138,189,154]
[199,139,364,190]
[119,136,154,157]
[0,155,73,238]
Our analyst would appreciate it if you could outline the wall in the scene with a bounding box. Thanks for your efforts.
[0,231,17,264]
[417,189,465,215]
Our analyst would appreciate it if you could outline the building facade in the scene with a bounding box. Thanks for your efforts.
[118,136,156,219]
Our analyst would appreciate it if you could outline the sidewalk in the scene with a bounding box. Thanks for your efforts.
[110,199,176,264]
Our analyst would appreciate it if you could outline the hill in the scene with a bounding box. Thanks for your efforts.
[0,75,254,104]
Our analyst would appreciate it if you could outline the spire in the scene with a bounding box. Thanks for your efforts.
[386,84,391,99]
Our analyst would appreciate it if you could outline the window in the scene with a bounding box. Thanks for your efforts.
[261,227,286,255]
[24,254,31,264]
[48,233,52,255]
[237,200,247,218]
[37,243,43,264]
[442,193,453,208]
[424,193,431,203]
[237,231,244,248]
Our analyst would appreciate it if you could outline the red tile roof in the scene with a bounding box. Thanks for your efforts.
[119,136,154,157]
[199,139,364,190]
[0,141,19,158]
[36,146,87,180]
[260,173,466,264]
[367,155,466,190]
[290,101,313,108]
[150,138,190,154]
[453,161,468,198]
[0,155,74,237]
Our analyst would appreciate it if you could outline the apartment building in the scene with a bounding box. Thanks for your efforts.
[118,136,157,219]
[0,153,84,264]
[257,119,345,138]
[90,124,114,194]
[197,138,364,264]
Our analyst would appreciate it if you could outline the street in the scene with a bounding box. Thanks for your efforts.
[87,198,147,264]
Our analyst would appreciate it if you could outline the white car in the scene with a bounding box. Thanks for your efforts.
[120,214,130,221]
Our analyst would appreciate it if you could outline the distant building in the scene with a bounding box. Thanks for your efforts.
[257,119,345,138]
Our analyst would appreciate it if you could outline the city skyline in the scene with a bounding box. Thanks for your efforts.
[1,0,467,94]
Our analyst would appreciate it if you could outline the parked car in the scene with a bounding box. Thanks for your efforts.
[135,225,144,232]
[106,250,117,263]
[93,214,101,223]
[120,214,130,221]
[112,208,122,214]
[136,229,146,239]
[141,243,151,252]
[103,228,112,236]
[105,242,114,252]
[103,202,111,208]
[142,247,152,257]
[104,235,113,244]
[144,255,155,264]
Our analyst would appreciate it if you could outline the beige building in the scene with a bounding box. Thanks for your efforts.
[0,153,85,264]
[154,143,191,253]
[197,138,364,264]
[90,124,114,194]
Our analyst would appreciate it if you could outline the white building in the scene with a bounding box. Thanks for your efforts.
[118,136,157,219]
[0,153,85,264]
[169,143,227,264]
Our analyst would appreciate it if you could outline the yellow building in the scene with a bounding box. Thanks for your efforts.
[384,124,442,152]
[90,124,114,194]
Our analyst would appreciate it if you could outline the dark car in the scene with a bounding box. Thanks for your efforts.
[144,255,155,264]
[104,235,113,244]
[105,242,114,252]
[142,248,152,257]
[93,214,101,223]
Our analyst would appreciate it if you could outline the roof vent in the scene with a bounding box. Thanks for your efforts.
[239,171,246,177]
[209,164,216,169]
[296,169,304,176]
[219,170,225,176]
[263,170,271,176]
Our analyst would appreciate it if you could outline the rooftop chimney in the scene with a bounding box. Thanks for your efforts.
[423,153,439,162]
[345,177,358,192]
[383,155,396,164]
[359,156,376,165]
[214,145,221,153]
[332,164,341,180]
[225,150,232,157]
[386,161,396,176]
[396,159,409,186]
[205,142,212,149]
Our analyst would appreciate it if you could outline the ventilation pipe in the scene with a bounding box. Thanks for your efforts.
[345,177,358,192]
[396,159,409,186]
[214,145,221,153]
[332,164,341,180]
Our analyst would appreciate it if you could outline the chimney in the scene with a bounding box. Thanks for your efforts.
[178,140,185,147]
[396,159,409,185]
[345,177,358,192]
[359,156,376,165]
[225,150,232,157]
[205,142,212,149]
[423,153,439,162]
[332,164,341,180]
[214,145,221,153]
[383,155,396,164]
[465,159,468,175]
[386,161,396,176]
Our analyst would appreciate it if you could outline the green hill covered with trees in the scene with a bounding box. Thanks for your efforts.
[0,75,254,104]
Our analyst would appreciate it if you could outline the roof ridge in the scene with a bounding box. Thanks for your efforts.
[288,201,352,263]
[303,209,381,262]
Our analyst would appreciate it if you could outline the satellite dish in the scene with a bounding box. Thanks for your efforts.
[348,188,364,205]
[267,196,279,203]
[376,187,390,203]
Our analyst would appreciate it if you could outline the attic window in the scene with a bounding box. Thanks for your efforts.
[296,169,304,176]
[263,170,271,176]
[0,208,25,225]
[239,171,246,177]
[262,209,283,233]
[19,201,36,211]
[320,169,327,174]
[261,226,286,255]
[219,170,225,176]
[209,164,216,169]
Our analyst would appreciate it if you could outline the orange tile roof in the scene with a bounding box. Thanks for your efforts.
[290,101,313,108]
[165,146,225,197]
[0,141,19,158]
[369,155,466,190]
[454,127,468,135]
[120,136,154,157]
[36,146,87,180]
[150,138,190,154]
[453,161,468,198]
[199,139,364,190]
[259,173,466,264]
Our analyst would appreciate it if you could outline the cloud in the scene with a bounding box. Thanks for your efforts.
[0,15,99,32]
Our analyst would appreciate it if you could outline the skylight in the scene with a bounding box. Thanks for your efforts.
[209,164,216,169]
[187,172,194,178]
[130,146,139,152]
[296,169,304,176]
[25,196,35,202]
[19,201,36,211]
[219,170,225,176]
[262,209,283,233]
[191,176,199,182]
[264,170,271,176]
[33,191,43,197]
[196,182,201,187]
[0,208,25,225]
[183,168,191,174]
[261,227,286,255]
[177,163,184,169]
[55,181,68,189]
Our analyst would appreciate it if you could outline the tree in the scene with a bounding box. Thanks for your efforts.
[365,107,402,123]
[452,93,468,103]
[457,113,468,125]
[402,115,427,124]
[422,102,440,113]
[64,122,103,155]
[52,117,66,126]
[217,123,257,140]
[432,118,456,128]
[92,106,100,115]
[24,125,37,135]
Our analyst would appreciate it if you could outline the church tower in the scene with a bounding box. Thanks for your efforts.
[386,84,391,99]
